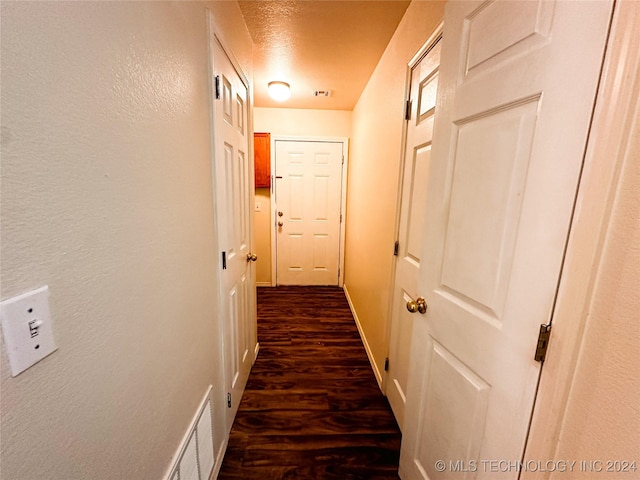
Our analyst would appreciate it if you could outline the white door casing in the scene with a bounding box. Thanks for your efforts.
[387,33,442,431]
[211,35,256,434]
[274,139,346,286]
[400,1,613,479]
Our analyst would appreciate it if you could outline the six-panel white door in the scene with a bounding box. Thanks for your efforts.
[387,36,441,430]
[400,1,613,478]
[212,37,256,433]
[275,140,344,286]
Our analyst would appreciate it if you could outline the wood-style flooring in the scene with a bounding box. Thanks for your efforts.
[218,286,402,480]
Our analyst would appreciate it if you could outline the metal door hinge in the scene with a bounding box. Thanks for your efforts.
[215,75,221,100]
[227,392,232,408]
[405,100,412,120]
[342,155,345,165]
[393,241,399,256]
[534,324,552,362]
[340,214,343,223]
[222,251,227,270]
[384,357,389,372]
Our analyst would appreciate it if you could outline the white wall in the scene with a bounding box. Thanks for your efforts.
[0,2,252,479]
[551,109,640,476]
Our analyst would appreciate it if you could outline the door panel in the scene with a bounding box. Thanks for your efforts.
[387,37,441,429]
[275,140,343,285]
[406,144,431,261]
[212,37,256,433]
[412,338,490,478]
[400,1,612,478]
[440,100,538,320]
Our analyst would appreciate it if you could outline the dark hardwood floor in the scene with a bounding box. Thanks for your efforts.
[218,286,402,480]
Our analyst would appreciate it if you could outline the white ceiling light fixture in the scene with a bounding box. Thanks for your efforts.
[268,81,291,102]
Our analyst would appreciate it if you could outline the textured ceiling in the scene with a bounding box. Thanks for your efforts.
[238,1,411,110]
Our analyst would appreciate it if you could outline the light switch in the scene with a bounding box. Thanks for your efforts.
[1,286,57,377]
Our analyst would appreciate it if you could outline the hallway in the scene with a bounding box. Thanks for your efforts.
[218,286,401,479]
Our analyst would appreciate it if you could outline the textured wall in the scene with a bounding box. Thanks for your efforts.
[0,2,252,479]
[550,85,640,477]
[344,1,445,380]
[253,107,352,285]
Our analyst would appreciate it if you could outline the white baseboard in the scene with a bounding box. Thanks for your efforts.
[342,284,384,389]
[256,282,272,287]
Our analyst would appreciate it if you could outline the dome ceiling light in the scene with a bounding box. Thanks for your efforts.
[268,81,291,102]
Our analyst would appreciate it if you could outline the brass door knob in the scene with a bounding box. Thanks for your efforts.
[278,221,284,227]
[406,297,428,314]
[246,253,257,262]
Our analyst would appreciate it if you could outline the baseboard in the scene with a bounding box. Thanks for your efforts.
[256,282,272,287]
[342,284,384,389]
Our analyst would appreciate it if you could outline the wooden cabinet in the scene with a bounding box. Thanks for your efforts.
[254,132,271,188]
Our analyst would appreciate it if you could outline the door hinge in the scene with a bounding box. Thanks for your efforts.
[384,357,389,372]
[215,75,221,100]
[405,100,412,120]
[534,324,552,362]
[393,240,399,256]
[340,214,343,223]
[222,251,227,270]
[227,392,232,408]
[342,155,345,165]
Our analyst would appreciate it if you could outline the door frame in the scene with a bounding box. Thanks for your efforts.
[206,11,257,475]
[394,2,632,472]
[523,2,639,473]
[388,0,635,472]
[269,135,349,287]
[383,24,443,393]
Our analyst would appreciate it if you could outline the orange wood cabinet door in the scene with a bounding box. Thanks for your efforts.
[254,132,270,188]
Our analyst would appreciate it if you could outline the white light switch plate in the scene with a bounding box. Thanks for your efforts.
[1,286,57,377]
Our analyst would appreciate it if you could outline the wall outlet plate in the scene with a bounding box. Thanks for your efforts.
[1,286,57,377]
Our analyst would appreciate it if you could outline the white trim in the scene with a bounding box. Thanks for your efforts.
[383,23,444,395]
[523,1,639,476]
[211,436,228,480]
[256,281,272,287]
[204,13,229,480]
[206,8,258,473]
[269,133,277,286]
[344,284,384,389]
[270,135,350,287]
[408,22,444,68]
[254,341,260,361]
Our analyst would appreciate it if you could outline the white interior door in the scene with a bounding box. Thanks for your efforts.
[212,37,256,433]
[274,140,344,286]
[387,36,441,430]
[400,1,612,478]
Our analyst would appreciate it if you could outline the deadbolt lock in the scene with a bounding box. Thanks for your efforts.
[406,297,428,314]
[278,211,284,217]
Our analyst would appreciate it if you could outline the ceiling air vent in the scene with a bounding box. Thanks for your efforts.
[313,90,331,97]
